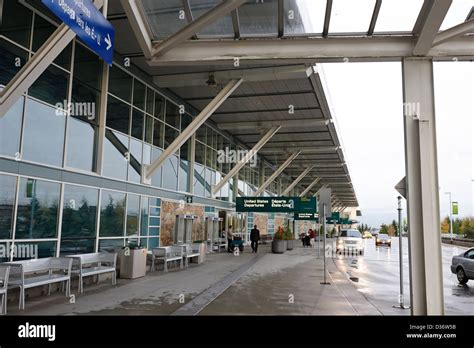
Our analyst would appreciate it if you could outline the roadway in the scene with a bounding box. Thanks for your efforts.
[330,236,474,315]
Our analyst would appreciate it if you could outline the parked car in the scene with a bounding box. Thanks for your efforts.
[375,234,391,247]
[451,248,474,284]
[336,229,364,255]
[362,231,373,239]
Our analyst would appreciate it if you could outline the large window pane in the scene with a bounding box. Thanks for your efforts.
[375,0,424,32]
[179,160,189,192]
[66,118,96,172]
[106,95,130,134]
[99,190,126,237]
[73,43,102,90]
[103,130,129,180]
[15,178,60,239]
[61,185,98,255]
[32,14,71,70]
[23,98,66,167]
[284,0,325,35]
[140,196,149,238]
[330,0,375,33]
[239,0,278,36]
[99,239,124,252]
[0,38,28,88]
[126,194,140,237]
[190,0,234,37]
[144,115,153,144]
[0,174,17,239]
[0,0,32,48]
[146,88,154,114]
[141,0,187,39]
[153,119,164,148]
[133,80,146,110]
[165,102,180,128]
[154,94,165,120]
[162,156,178,191]
[28,65,69,107]
[131,108,144,140]
[109,65,132,102]
[151,147,163,187]
[164,125,179,149]
[194,163,205,197]
[0,96,23,157]
[128,138,142,183]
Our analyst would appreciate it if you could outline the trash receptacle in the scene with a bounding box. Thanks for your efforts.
[119,247,147,279]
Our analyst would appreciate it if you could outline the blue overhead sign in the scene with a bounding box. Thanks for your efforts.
[42,0,114,65]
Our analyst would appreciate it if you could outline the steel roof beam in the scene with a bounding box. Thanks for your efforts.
[143,78,243,181]
[153,0,247,57]
[282,167,314,196]
[217,119,330,131]
[253,151,301,197]
[432,19,474,47]
[121,0,155,59]
[213,126,281,195]
[413,0,452,55]
[300,177,321,197]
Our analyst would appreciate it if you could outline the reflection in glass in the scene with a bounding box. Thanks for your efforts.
[99,239,124,252]
[103,130,128,180]
[16,178,60,239]
[153,119,164,148]
[66,117,96,172]
[0,39,29,88]
[109,65,133,102]
[131,108,144,140]
[99,190,126,237]
[0,97,23,157]
[144,115,154,144]
[106,95,131,134]
[0,0,32,48]
[154,94,165,120]
[194,163,205,196]
[146,88,154,114]
[133,80,146,110]
[162,156,178,191]
[13,242,57,260]
[23,98,66,167]
[0,174,17,239]
[179,160,189,192]
[28,65,69,107]
[140,196,149,239]
[165,102,180,128]
[164,125,179,149]
[32,15,71,70]
[151,147,163,187]
[128,138,142,183]
[127,194,140,237]
[61,185,98,254]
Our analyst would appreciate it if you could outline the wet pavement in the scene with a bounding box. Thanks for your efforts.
[331,237,473,315]
[10,238,472,316]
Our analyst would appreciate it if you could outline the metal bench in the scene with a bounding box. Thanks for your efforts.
[0,265,10,315]
[181,244,201,268]
[5,258,72,310]
[66,252,117,294]
[150,246,183,272]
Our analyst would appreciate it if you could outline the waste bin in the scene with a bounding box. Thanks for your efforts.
[119,247,147,279]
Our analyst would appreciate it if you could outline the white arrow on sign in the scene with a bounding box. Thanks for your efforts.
[105,34,112,51]
[395,177,407,199]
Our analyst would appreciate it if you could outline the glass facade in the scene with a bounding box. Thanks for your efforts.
[0,1,291,261]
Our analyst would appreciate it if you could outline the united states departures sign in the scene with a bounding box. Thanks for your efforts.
[236,197,316,213]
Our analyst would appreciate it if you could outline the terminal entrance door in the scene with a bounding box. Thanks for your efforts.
[205,217,223,252]
[174,214,196,244]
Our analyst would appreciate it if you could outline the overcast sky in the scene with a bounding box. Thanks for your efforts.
[321,62,474,228]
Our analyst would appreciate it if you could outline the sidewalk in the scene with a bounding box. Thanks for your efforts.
[12,245,381,316]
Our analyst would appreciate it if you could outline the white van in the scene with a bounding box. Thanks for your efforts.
[336,229,364,255]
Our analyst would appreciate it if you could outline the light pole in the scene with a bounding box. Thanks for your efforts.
[393,196,408,309]
[444,192,453,240]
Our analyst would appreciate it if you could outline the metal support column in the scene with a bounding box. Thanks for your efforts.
[402,58,444,315]
[300,177,321,197]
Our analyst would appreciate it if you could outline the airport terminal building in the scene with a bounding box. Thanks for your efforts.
[1,0,359,260]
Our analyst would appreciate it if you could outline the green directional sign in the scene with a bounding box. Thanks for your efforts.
[294,212,319,221]
[452,202,458,215]
[236,197,316,213]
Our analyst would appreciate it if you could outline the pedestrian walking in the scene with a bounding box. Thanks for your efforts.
[227,225,234,252]
[250,225,260,253]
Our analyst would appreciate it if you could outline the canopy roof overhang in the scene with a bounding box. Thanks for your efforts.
[103,0,474,208]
